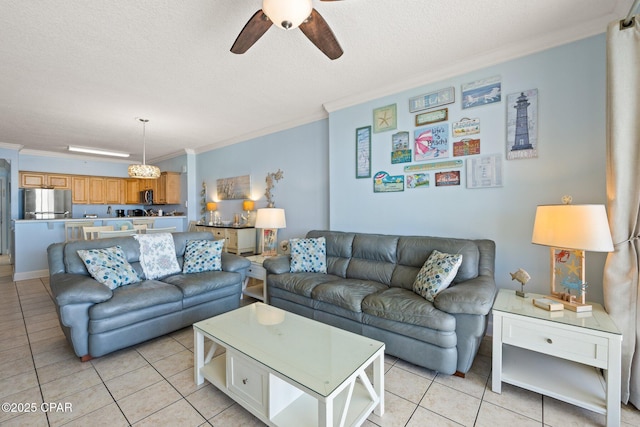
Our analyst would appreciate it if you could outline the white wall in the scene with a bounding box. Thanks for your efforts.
[328,35,609,303]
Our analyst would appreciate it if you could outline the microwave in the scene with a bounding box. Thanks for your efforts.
[140,189,153,205]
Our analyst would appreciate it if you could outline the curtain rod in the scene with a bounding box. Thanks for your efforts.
[623,0,640,26]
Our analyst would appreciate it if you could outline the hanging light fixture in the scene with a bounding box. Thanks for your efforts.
[128,118,161,179]
[262,0,312,30]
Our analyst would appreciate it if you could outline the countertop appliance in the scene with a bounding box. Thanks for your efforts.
[126,209,146,217]
[23,188,72,219]
[116,209,125,217]
[140,189,153,205]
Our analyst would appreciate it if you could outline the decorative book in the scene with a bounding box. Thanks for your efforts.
[532,298,564,311]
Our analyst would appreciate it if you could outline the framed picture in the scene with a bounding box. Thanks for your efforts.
[414,124,449,162]
[391,131,410,150]
[435,171,461,187]
[216,175,251,200]
[466,154,503,188]
[453,138,481,157]
[551,248,586,303]
[461,75,501,109]
[507,89,538,160]
[415,108,448,127]
[452,118,480,137]
[355,126,371,178]
[409,87,455,113]
[406,173,429,189]
[373,171,404,193]
[373,104,397,133]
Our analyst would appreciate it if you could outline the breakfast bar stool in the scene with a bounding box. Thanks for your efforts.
[132,219,155,229]
[64,221,95,242]
[82,225,114,240]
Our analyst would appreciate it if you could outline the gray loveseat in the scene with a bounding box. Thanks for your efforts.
[264,230,496,376]
[47,231,250,360]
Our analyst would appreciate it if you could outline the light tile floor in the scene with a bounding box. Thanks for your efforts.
[1,265,639,426]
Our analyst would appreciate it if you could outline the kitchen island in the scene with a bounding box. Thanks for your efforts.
[12,216,186,281]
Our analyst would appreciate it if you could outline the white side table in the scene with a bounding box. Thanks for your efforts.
[492,289,622,426]
[242,255,268,303]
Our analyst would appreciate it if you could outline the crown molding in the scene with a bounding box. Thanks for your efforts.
[0,141,24,151]
[19,148,133,164]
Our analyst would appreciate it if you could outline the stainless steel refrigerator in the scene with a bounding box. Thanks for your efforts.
[23,188,72,219]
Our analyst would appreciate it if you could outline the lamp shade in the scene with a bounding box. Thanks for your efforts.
[243,200,255,211]
[531,204,614,252]
[206,202,217,211]
[262,0,312,30]
[254,208,286,229]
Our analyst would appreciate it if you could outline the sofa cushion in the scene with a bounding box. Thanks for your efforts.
[306,230,355,277]
[163,270,241,298]
[268,272,341,297]
[290,237,327,273]
[182,239,224,273]
[413,250,463,302]
[362,287,456,332]
[134,233,181,280]
[89,279,183,321]
[311,279,387,313]
[77,246,140,290]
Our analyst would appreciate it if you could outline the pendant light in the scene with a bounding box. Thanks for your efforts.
[128,118,161,179]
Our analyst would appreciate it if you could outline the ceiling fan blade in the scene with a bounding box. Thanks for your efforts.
[230,10,273,54]
[299,9,343,60]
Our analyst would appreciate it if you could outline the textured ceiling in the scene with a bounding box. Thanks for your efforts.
[0,0,634,163]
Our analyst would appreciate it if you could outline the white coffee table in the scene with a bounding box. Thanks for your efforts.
[194,303,385,427]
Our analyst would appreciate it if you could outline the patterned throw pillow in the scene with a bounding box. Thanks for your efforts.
[290,237,327,273]
[182,239,224,273]
[77,246,140,290]
[134,233,181,280]
[413,250,463,302]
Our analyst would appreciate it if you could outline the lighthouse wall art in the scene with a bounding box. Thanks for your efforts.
[506,88,538,160]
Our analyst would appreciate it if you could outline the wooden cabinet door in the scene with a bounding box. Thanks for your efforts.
[156,174,167,204]
[71,176,90,204]
[20,172,47,188]
[163,172,181,204]
[105,178,122,204]
[47,174,71,189]
[125,179,140,204]
[89,177,105,204]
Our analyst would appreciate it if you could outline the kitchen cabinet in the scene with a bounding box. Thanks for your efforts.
[89,177,105,204]
[156,172,181,204]
[124,179,140,204]
[20,172,71,189]
[105,178,122,204]
[71,176,90,204]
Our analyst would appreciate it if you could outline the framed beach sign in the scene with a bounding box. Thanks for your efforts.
[356,126,371,178]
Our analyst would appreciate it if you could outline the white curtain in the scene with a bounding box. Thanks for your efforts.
[604,15,640,406]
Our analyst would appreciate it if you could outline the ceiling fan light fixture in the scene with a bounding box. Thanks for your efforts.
[128,118,161,179]
[263,0,312,30]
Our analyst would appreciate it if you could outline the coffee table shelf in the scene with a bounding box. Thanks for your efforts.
[194,303,385,427]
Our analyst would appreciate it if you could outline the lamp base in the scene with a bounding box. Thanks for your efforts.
[545,294,592,312]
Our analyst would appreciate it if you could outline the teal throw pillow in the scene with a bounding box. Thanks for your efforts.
[290,237,327,273]
[77,246,140,290]
[183,239,224,273]
[413,250,463,302]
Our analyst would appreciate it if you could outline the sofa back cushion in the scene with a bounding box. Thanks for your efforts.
[391,236,480,290]
[305,230,481,291]
[306,230,355,277]
[62,231,214,276]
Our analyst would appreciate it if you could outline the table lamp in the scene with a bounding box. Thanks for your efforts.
[531,201,614,312]
[242,200,255,225]
[206,202,217,226]
[254,208,286,256]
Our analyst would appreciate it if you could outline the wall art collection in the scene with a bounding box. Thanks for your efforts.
[357,76,538,193]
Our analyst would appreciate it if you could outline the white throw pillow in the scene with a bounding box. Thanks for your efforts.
[413,250,463,302]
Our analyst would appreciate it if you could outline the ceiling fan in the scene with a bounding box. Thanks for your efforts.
[231,0,344,60]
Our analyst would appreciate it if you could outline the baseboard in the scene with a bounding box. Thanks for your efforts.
[13,269,48,282]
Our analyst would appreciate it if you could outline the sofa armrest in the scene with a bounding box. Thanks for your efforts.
[221,253,251,272]
[433,276,497,316]
[50,273,113,306]
[263,255,291,274]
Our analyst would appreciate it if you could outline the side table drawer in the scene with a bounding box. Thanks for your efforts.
[502,316,609,368]
[247,263,266,280]
[227,350,268,416]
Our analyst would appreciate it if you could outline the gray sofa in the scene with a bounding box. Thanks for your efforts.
[264,230,496,376]
[47,231,250,360]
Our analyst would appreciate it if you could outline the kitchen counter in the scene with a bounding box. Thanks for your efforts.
[12,216,187,281]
